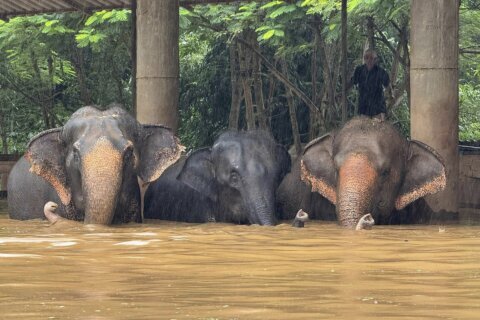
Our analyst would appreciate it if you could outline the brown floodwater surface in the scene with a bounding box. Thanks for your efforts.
[1,209,480,319]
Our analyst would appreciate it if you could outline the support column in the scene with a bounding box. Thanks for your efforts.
[136,0,179,131]
[410,0,459,213]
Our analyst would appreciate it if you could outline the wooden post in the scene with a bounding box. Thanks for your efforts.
[410,0,459,213]
[136,0,179,131]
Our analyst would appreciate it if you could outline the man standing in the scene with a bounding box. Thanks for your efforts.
[350,49,390,119]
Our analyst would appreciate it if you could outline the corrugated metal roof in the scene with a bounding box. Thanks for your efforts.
[0,0,243,18]
[0,0,131,17]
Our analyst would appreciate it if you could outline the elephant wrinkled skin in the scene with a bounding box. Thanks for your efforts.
[277,116,446,229]
[8,105,183,225]
[145,131,291,225]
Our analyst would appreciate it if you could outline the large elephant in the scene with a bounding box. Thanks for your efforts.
[8,105,183,224]
[144,131,291,225]
[277,116,446,228]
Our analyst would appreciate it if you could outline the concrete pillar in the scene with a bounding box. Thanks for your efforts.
[136,0,179,131]
[410,0,459,213]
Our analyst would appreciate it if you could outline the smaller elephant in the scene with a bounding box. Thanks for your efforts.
[144,131,291,225]
[277,116,446,228]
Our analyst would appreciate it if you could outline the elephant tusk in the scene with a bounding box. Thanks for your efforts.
[355,213,375,230]
[292,209,309,228]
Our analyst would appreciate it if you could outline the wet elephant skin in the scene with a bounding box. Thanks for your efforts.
[277,116,446,228]
[144,131,291,226]
[8,104,183,225]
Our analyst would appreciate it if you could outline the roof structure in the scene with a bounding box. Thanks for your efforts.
[0,0,243,18]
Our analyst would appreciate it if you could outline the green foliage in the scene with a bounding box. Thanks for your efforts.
[0,10,133,153]
[459,83,480,141]
[0,1,478,154]
[178,39,231,149]
[76,9,130,50]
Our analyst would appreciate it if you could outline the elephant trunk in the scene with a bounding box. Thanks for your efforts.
[245,187,277,226]
[337,154,378,229]
[82,138,123,224]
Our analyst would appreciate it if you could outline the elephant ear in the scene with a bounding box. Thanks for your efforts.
[300,133,337,205]
[395,140,447,210]
[177,148,218,201]
[25,128,71,206]
[137,125,185,183]
[276,144,292,181]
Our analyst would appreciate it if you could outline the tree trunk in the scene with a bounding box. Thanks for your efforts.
[30,50,51,129]
[0,109,8,154]
[310,23,319,140]
[236,37,319,114]
[228,40,242,129]
[72,46,93,106]
[341,0,348,123]
[47,55,56,128]
[265,67,276,128]
[238,39,255,130]
[366,16,375,50]
[252,34,267,130]
[280,59,302,156]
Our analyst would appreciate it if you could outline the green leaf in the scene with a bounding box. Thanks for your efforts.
[255,25,272,32]
[85,15,98,26]
[75,33,89,40]
[44,20,58,27]
[262,29,275,39]
[268,4,297,19]
[101,11,114,20]
[260,1,285,10]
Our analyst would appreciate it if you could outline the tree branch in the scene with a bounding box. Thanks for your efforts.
[235,37,320,112]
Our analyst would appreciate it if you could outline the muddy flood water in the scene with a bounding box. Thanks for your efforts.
[1,204,480,319]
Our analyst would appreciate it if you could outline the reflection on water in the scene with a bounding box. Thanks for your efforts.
[1,209,480,319]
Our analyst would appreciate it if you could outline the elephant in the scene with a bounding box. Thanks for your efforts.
[276,116,446,229]
[144,130,291,225]
[7,105,183,225]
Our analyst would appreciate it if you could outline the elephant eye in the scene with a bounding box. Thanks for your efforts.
[73,149,80,163]
[229,170,241,185]
[381,169,390,177]
[124,148,133,162]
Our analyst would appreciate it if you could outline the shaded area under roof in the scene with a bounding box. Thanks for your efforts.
[0,0,243,18]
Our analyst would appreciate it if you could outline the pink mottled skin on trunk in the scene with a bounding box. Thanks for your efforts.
[337,154,378,228]
[82,138,123,224]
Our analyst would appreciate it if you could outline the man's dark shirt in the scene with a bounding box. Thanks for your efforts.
[352,64,390,116]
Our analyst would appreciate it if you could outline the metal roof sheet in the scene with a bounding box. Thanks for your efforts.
[0,0,242,18]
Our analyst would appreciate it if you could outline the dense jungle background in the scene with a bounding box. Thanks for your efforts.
[0,0,478,154]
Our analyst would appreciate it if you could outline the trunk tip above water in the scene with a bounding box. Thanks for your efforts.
[44,201,60,224]
[292,209,309,228]
[355,213,375,230]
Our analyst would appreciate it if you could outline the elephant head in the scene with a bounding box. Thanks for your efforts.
[301,117,446,228]
[25,105,183,224]
[177,131,291,225]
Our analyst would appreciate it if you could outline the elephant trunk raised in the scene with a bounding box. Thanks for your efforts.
[337,154,377,229]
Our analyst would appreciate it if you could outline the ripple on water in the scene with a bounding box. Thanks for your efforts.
[0,237,77,244]
[0,253,41,258]
[114,240,162,246]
